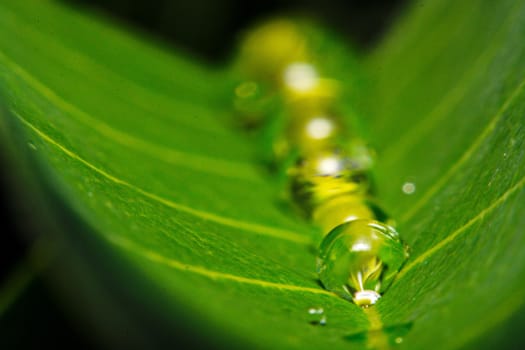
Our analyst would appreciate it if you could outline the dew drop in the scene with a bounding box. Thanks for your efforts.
[28,142,37,150]
[313,195,375,234]
[313,196,395,236]
[402,182,416,195]
[317,219,409,307]
[288,149,372,216]
[307,307,327,326]
[283,62,319,92]
[305,117,335,140]
[235,81,258,98]
[308,307,324,315]
[278,112,343,159]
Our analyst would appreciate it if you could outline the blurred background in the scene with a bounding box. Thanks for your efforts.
[0,0,405,348]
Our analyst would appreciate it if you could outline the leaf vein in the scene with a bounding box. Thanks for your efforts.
[396,173,525,281]
[401,75,525,223]
[0,5,225,135]
[384,1,524,162]
[107,234,333,296]
[0,50,258,182]
[13,111,311,244]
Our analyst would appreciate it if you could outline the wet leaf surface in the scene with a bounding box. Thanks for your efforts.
[1,0,524,348]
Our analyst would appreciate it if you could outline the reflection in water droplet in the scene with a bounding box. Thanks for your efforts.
[307,307,327,326]
[313,196,395,236]
[288,148,372,217]
[306,117,335,140]
[28,142,37,150]
[317,220,409,307]
[283,62,319,92]
[308,307,324,315]
[402,182,416,195]
[344,322,413,346]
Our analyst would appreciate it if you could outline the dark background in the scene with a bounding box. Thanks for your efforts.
[0,0,405,348]
[65,0,406,62]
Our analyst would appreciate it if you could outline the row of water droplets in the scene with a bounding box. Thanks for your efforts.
[232,19,409,307]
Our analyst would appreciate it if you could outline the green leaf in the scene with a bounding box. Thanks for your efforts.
[0,0,524,349]
[366,0,525,348]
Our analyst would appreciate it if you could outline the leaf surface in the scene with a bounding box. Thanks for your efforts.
[0,0,524,349]
[367,1,525,348]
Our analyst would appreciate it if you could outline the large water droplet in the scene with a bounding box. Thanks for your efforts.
[317,219,409,307]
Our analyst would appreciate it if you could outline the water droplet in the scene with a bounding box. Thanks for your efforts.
[307,307,327,326]
[402,182,416,195]
[235,81,258,98]
[313,196,395,236]
[232,80,277,128]
[237,19,306,79]
[313,195,375,234]
[306,117,335,140]
[308,307,324,315]
[288,148,372,216]
[278,112,344,159]
[317,219,409,307]
[283,62,319,92]
[28,142,37,150]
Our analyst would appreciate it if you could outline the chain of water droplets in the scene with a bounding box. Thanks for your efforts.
[232,18,409,307]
